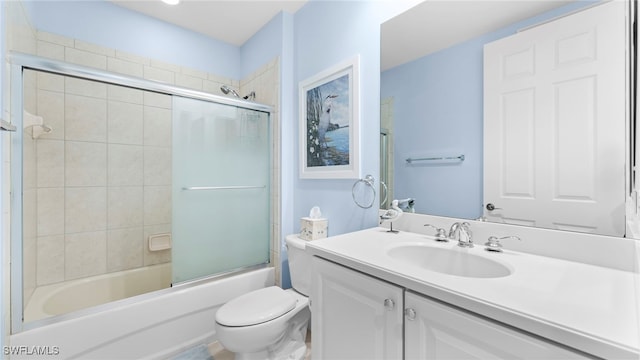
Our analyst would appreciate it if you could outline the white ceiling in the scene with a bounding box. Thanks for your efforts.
[111,0,307,46]
[381,1,576,71]
[111,0,576,71]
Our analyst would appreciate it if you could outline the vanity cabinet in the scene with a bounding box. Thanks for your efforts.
[404,291,587,359]
[312,256,589,360]
[311,256,403,359]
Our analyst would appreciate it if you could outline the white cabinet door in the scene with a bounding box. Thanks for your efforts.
[311,257,403,360]
[483,1,626,236]
[404,291,587,359]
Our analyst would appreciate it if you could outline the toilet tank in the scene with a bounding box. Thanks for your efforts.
[285,234,312,296]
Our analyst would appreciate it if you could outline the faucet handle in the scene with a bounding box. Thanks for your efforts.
[424,224,449,242]
[484,236,521,252]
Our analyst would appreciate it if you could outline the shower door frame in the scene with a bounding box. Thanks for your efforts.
[8,52,274,334]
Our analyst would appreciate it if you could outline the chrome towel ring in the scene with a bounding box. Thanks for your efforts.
[352,175,376,209]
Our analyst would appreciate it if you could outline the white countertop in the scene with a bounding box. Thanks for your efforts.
[306,227,640,359]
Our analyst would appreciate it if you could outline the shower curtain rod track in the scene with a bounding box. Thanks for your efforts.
[8,52,273,113]
[182,185,266,191]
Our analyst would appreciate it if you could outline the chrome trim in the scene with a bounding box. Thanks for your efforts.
[171,262,270,288]
[10,62,24,334]
[9,52,274,113]
[406,154,465,164]
[182,185,266,191]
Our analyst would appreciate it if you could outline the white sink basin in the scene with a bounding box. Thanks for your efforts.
[387,244,512,278]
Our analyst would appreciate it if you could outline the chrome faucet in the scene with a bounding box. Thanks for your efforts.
[449,222,473,247]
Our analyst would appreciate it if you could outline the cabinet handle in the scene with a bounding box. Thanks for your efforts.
[384,298,395,310]
[405,308,416,321]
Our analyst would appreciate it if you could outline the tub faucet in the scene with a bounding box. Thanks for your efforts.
[449,222,473,248]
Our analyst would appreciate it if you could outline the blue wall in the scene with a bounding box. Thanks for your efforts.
[23,0,241,78]
[381,1,594,219]
[291,1,397,239]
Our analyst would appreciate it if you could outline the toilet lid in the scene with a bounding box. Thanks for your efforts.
[216,286,297,327]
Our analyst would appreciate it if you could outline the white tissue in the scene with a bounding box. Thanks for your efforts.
[309,206,322,219]
[301,206,328,240]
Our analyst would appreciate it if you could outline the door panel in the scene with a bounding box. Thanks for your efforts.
[311,257,403,360]
[484,1,626,236]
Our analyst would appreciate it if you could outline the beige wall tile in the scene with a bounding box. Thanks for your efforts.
[65,94,107,142]
[143,66,174,84]
[37,40,64,60]
[176,73,203,91]
[65,231,107,280]
[65,187,107,234]
[65,47,107,70]
[23,137,37,189]
[37,140,65,188]
[37,188,64,236]
[144,147,172,186]
[37,72,64,93]
[37,235,65,285]
[107,227,144,272]
[23,235,36,299]
[65,77,107,99]
[74,39,115,57]
[107,84,144,105]
[108,186,144,229]
[23,189,37,239]
[24,70,38,114]
[181,67,208,80]
[143,106,172,147]
[7,14,37,54]
[65,141,107,186]
[37,31,74,47]
[150,59,181,73]
[36,90,65,140]
[108,144,143,186]
[143,91,172,109]
[108,101,143,145]
[108,57,144,78]
[143,186,171,225]
[115,50,150,66]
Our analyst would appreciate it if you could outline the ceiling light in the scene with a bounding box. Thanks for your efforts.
[161,0,180,5]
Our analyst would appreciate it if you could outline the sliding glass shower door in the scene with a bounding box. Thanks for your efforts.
[172,96,270,284]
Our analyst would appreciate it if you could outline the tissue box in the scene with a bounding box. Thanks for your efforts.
[300,217,328,240]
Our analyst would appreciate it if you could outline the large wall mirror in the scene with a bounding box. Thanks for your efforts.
[380,0,634,238]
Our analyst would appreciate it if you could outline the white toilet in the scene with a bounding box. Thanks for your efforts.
[215,234,311,360]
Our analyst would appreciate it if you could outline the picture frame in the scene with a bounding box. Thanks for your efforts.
[299,55,360,179]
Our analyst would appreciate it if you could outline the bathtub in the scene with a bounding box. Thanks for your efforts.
[12,266,275,359]
[24,263,172,322]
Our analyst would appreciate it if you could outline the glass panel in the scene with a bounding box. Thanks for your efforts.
[171,96,270,284]
[21,69,173,323]
[18,68,271,328]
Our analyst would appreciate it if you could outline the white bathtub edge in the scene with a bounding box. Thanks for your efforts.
[10,267,275,360]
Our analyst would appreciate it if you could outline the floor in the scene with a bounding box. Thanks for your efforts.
[172,330,312,360]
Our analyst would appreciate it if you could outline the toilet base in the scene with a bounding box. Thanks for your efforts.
[233,311,309,360]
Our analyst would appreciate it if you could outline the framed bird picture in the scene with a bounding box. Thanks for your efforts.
[299,55,360,179]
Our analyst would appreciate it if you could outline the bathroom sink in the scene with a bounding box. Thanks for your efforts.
[386,244,512,278]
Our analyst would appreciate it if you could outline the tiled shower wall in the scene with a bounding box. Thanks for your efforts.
[20,30,281,289]
[32,73,174,286]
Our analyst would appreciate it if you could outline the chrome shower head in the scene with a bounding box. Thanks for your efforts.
[220,85,240,98]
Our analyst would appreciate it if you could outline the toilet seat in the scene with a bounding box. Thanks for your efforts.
[216,286,296,327]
